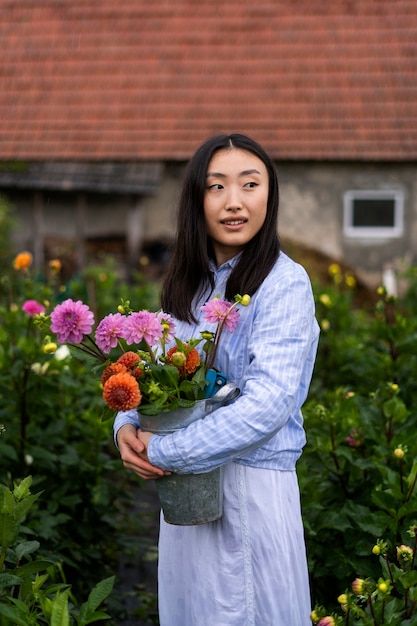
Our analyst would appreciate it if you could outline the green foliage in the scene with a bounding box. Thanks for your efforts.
[0,475,115,625]
[0,253,160,623]
[301,264,417,623]
[5,247,417,625]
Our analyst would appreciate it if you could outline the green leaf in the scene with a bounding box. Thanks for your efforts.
[383,396,409,422]
[406,459,417,491]
[0,512,19,550]
[15,539,40,561]
[14,492,42,523]
[151,363,179,387]
[401,570,417,588]
[0,572,23,591]
[85,575,115,613]
[0,486,15,515]
[77,576,115,625]
[0,603,29,626]
[12,476,33,501]
[51,589,70,626]
[11,559,55,578]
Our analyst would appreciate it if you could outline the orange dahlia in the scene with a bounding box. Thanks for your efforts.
[13,251,33,271]
[101,362,127,385]
[117,351,143,379]
[166,345,200,376]
[103,372,142,411]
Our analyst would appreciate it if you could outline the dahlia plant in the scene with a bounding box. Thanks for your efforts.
[36,294,250,416]
[310,525,417,625]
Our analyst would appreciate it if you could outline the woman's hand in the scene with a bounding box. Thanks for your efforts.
[117,424,169,480]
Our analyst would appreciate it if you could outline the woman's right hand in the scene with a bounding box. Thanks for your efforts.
[117,424,169,480]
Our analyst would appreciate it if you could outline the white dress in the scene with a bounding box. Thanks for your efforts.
[158,463,312,626]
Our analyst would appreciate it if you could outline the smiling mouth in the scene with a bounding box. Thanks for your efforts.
[221,219,247,225]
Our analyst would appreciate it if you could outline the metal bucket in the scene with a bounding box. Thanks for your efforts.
[140,384,239,525]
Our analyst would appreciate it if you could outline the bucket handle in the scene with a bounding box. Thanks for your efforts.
[205,383,240,413]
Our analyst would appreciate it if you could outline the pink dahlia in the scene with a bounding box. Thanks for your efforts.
[95,312,126,353]
[156,311,176,342]
[318,617,335,626]
[122,311,164,346]
[50,298,95,344]
[22,299,46,317]
[201,298,240,333]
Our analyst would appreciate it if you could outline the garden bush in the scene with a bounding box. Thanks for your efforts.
[0,475,115,625]
[0,251,160,624]
[301,264,417,624]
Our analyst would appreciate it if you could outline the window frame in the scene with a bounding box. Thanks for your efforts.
[343,190,404,238]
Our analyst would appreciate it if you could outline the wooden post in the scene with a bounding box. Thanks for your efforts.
[126,196,144,281]
[32,191,44,272]
[75,193,87,272]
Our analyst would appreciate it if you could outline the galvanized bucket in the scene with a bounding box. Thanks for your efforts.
[140,384,239,525]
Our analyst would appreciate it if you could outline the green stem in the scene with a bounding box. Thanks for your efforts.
[83,335,108,361]
[384,555,396,591]
[368,594,378,626]
[410,529,417,570]
[405,471,417,503]
[205,301,239,373]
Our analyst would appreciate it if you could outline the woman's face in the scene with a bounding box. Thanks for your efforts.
[204,147,269,267]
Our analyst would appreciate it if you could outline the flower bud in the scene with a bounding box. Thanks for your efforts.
[397,545,413,562]
[43,342,57,354]
[170,351,187,367]
[394,447,404,459]
[318,617,335,626]
[337,593,347,604]
[240,294,251,306]
[310,610,319,623]
[378,581,388,594]
[319,294,332,307]
[48,259,61,273]
[345,274,356,288]
[328,263,340,276]
[372,545,381,555]
[320,319,330,331]
[352,578,365,595]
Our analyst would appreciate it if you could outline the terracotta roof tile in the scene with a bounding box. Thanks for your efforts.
[1,0,416,160]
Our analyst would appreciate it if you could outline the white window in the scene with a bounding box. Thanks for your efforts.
[343,190,404,238]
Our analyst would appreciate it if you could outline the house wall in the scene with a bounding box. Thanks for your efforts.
[4,161,417,287]
[277,161,417,285]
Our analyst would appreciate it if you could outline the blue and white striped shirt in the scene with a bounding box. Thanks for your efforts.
[114,251,320,473]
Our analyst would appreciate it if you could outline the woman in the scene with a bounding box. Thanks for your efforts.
[115,133,320,625]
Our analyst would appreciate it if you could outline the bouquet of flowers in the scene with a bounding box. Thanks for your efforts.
[37,294,250,416]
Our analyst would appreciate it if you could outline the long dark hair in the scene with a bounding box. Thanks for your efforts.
[161,133,280,322]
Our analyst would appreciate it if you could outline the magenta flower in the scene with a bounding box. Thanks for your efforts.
[22,299,46,317]
[318,617,335,626]
[122,311,164,346]
[156,311,176,342]
[95,312,126,353]
[201,298,240,333]
[345,428,363,448]
[50,298,95,344]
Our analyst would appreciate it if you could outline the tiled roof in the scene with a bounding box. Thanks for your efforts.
[1,0,417,161]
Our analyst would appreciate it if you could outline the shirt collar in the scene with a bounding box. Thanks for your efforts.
[209,252,243,273]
